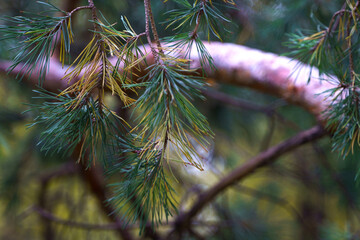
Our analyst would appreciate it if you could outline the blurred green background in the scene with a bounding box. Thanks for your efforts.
[1,0,360,239]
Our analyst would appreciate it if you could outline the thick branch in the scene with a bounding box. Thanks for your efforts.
[0,42,335,123]
[0,38,334,239]
[191,42,334,122]
[169,125,327,236]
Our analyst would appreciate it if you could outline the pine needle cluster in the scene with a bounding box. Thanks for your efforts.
[28,90,127,165]
[0,0,234,234]
[164,0,231,71]
[133,60,212,170]
[108,143,177,233]
[286,0,360,159]
[0,2,75,83]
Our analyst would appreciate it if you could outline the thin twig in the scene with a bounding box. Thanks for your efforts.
[144,0,172,157]
[144,0,160,63]
[30,206,125,230]
[145,0,164,56]
[202,88,300,130]
[311,3,347,52]
[168,125,327,237]
[87,0,105,112]
[190,7,203,39]
[203,88,275,114]
[208,159,307,230]
[68,5,92,16]
[327,4,347,35]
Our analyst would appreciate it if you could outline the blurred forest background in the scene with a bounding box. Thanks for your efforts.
[0,0,359,240]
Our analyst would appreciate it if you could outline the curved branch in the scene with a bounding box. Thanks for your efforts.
[0,42,335,122]
[193,42,334,122]
[0,57,69,91]
[0,41,333,238]
[168,125,327,237]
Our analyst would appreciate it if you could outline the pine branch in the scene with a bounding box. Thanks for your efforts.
[144,0,161,63]
[168,125,327,237]
[144,0,164,57]
[0,1,92,84]
[163,0,233,73]
[0,40,335,238]
[24,1,143,165]
[285,1,360,158]
[0,42,336,121]
[1,1,338,237]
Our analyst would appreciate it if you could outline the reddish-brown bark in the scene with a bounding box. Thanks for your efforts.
[0,42,335,122]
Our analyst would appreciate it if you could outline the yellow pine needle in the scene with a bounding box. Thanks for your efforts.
[186,128,209,149]
[105,76,133,106]
[123,53,148,71]
[108,79,129,101]
[175,142,200,169]
[170,16,192,31]
[24,29,46,35]
[78,133,88,163]
[350,128,358,154]
[299,31,325,42]
[109,110,130,127]
[209,23,222,41]
[102,52,106,88]
[59,31,65,66]
[174,122,192,147]
[60,21,74,67]
[68,19,74,43]
[338,16,345,40]
[64,36,96,75]
[122,16,137,34]
[139,142,155,160]
[61,48,100,100]
[223,0,235,4]
[25,31,47,42]
[101,26,128,42]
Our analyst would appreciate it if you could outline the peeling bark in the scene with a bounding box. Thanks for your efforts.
[0,42,335,123]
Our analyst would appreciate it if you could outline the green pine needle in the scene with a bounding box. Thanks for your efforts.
[108,149,177,234]
[28,89,127,165]
[134,60,213,170]
[0,3,74,85]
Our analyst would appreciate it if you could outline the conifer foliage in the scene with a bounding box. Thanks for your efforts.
[286,0,360,159]
[0,0,234,233]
